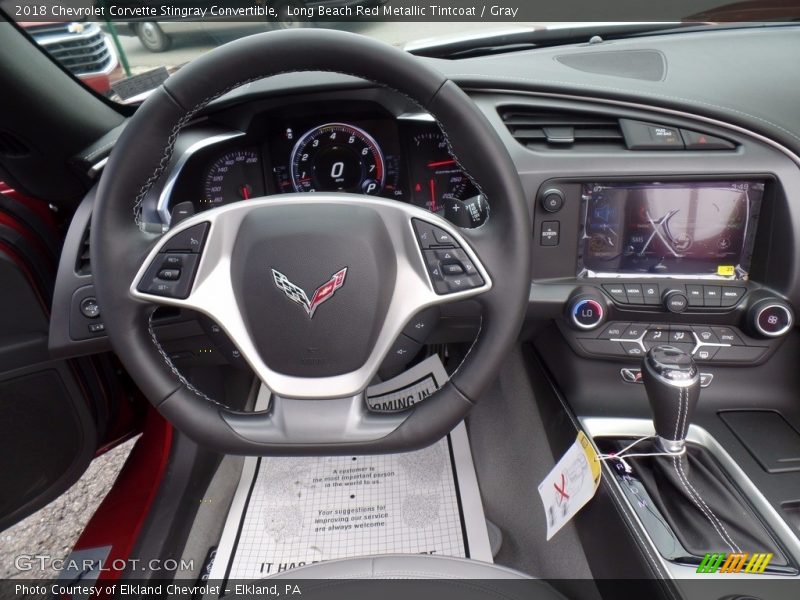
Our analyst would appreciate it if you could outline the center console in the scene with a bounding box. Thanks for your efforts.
[529,175,800,587]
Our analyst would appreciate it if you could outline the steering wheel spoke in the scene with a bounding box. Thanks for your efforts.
[131,194,491,401]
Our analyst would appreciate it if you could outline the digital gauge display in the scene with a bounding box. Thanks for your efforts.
[290,123,386,195]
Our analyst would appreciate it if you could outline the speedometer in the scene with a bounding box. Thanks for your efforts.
[202,149,263,208]
[290,123,385,194]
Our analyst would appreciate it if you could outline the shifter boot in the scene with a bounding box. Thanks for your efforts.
[616,440,783,561]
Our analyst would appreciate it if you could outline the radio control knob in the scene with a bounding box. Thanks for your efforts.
[749,299,793,338]
[663,289,689,313]
[567,295,606,331]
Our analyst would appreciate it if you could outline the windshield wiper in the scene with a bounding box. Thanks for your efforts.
[404,22,708,59]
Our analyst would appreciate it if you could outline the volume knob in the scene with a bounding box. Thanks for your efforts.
[663,289,689,313]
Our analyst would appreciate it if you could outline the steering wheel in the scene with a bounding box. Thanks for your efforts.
[92,29,531,455]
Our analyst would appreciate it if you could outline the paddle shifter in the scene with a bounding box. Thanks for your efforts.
[641,345,701,454]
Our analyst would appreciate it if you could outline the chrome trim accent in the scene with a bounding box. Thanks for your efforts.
[754,303,793,338]
[131,193,492,399]
[397,112,435,122]
[646,369,699,389]
[88,156,108,179]
[619,368,714,388]
[156,131,245,228]
[582,417,800,580]
[583,271,744,281]
[569,299,604,330]
[656,436,685,454]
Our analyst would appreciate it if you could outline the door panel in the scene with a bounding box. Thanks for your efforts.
[0,184,102,531]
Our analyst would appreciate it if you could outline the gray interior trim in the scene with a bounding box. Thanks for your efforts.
[467,88,800,169]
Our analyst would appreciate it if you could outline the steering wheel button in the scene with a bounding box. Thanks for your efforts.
[147,280,179,296]
[163,254,184,267]
[157,269,181,281]
[138,253,199,299]
[412,219,437,248]
[442,262,465,276]
[431,225,455,246]
[381,334,422,372]
[162,222,209,254]
[434,248,458,262]
[402,307,440,343]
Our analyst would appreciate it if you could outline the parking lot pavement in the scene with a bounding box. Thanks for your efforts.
[0,438,136,580]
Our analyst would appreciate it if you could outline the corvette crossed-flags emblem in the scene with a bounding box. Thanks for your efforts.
[271,267,348,319]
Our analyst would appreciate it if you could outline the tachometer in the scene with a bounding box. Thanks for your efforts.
[409,131,487,227]
[290,123,385,194]
[202,149,263,208]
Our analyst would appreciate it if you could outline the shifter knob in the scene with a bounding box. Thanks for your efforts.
[641,345,701,453]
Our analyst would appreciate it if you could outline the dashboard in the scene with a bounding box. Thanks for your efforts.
[53,29,800,383]
[43,26,800,583]
[151,101,487,231]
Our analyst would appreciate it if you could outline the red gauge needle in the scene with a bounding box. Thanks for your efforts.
[429,178,437,213]
[239,184,251,200]
[427,159,456,168]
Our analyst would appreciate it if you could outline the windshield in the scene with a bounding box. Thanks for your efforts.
[3,1,795,104]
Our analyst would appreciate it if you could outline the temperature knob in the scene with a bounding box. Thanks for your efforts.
[568,295,606,331]
[749,298,793,338]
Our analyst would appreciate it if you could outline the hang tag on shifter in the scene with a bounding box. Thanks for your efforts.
[538,431,601,540]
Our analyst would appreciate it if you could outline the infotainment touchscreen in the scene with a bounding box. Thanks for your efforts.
[578,181,763,280]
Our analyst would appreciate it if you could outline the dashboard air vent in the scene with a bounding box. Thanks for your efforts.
[76,223,91,275]
[499,107,625,150]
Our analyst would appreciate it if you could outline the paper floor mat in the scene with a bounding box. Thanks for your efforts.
[209,422,491,584]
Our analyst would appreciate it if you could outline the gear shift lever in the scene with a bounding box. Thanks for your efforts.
[641,345,701,454]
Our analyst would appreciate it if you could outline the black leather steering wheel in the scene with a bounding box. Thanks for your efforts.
[92,29,531,455]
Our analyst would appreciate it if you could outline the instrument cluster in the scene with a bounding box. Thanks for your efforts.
[163,104,488,229]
